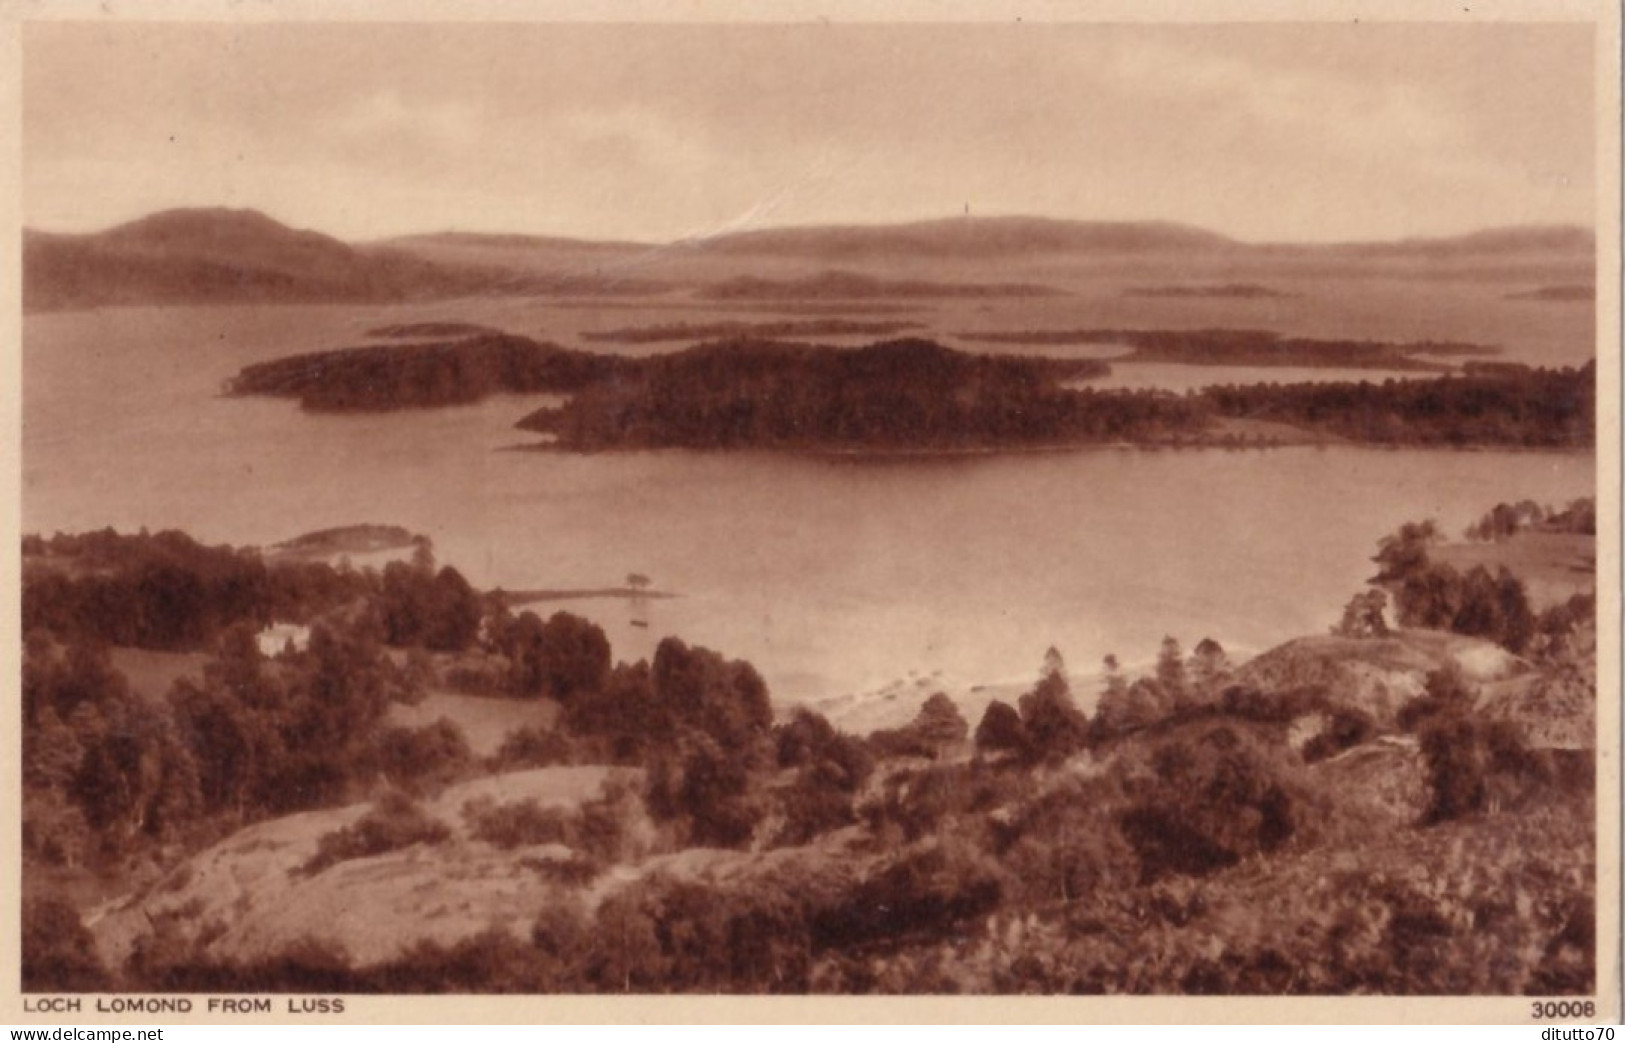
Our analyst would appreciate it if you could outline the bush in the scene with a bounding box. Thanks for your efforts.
[467,798,574,849]
[1119,725,1298,882]
[868,693,970,761]
[861,765,969,843]
[374,718,473,790]
[769,710,873,848]
[998,775,1140,906]
[23,897,110,992]
[811,845,1004,952]
[300,791,451,875]
[492,726,576,769]
[775,709,872,786]
[1301,707,1376,764]
[974,699,1029,756]
[579,873,815,993]
[772,770,861,848]
[1404,665,1549,826]
[1219,684,1320,723]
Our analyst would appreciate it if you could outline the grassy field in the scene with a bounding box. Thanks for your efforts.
[1434,531,1596,608]
[386,690,560,757]
[107,647,209,704]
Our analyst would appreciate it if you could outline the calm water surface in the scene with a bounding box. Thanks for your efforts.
[25,305,1595,726]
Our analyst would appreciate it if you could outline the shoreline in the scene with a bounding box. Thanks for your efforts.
[495,587,679,607]
[496,434,1597,459]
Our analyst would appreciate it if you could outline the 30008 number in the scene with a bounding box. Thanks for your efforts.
[1531,1000,1599,1020]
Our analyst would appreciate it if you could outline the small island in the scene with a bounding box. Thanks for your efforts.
[958,326,1497,370]
[367,321,498,339]
[1505,285,1594,303]
[515,338,1188,451]
[1124,283,1295,299]
[580,318,923,344]
[265,523,429,563]
[696,268,1064,300]
[226,333,624,410]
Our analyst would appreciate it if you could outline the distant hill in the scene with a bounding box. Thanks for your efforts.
[23,208,664,311]
[1278,224,1595,259]
[24,208,448,310]
[24,207,1597,311]
[688,216,1239,260]
[697,268,1064,300]
[378,216,1596,276]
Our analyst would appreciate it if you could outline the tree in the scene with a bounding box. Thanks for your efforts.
[1101,653,1127,701]
[1333,589,1390,638]
[911,692,969,751]
[675,735,762,849]
[1156,636,1188,707]
[425,567,481,651]
[1371,520,1440,585]
[171,679,280,817]
[652,637,771,755]
[1395,562,1464,630]
[1094,676,1171,741]
[974,700,1028,755]
[1494,568,1536,654]
[379,561,431,646]
[1418,713,1489,825]
[73,702,200,845]
[1041,646,1067,684]
[508,611,611,702]
[1018,668,1089,762]
[1188,637,1232,700]
[24,706,83,792]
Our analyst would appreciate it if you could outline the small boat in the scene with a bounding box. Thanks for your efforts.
[630,619,650,629]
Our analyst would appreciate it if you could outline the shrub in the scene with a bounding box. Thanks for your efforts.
[861,765,968,843]
[1332,590,1390,638]
[300,791,450,875]
[1407,674,1548,826]
[492,726,576,769]
[1220,684,1320,723]
[1301,707,1376,764]
[1118,725,1298,882]
[867,693,970,761]
[772,771,861,848]
[775,709,872,785]
[811,845,1003,951]
[468,798,574,849]
[974,699,1029,755]
[374,718,473,790]
[22,896,109,992]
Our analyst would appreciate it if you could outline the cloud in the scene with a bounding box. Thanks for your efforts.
[321,91,483,158]
[21,22,1594,242]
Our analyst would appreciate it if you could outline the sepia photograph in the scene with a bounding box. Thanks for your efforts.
[5,1,1619,1023]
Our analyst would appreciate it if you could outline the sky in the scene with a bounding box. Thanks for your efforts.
[22,20,1597,244]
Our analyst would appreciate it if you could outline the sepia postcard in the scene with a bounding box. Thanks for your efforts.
[0,0,1619,1025]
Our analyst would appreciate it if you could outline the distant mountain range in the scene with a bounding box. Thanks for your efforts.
[22,207,1596,312]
